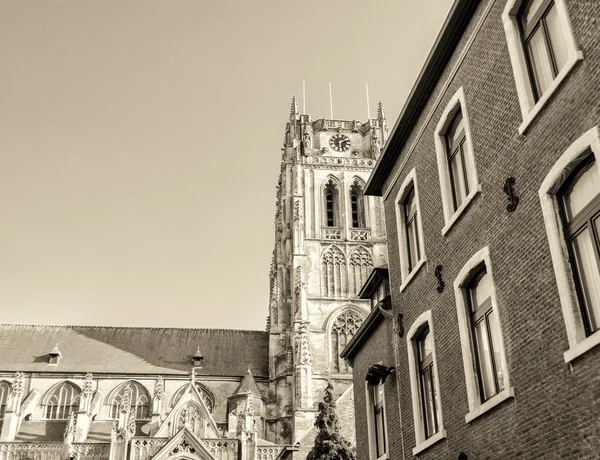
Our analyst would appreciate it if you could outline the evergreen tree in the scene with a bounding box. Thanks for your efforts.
[306,382,356,460]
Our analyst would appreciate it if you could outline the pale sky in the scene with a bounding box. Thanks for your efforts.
[0,0,453,330]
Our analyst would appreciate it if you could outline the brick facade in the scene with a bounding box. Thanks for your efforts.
[347,0,600,458]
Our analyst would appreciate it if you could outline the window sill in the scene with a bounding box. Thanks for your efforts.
[399,257,427,292]
[564,329,600,363]
[518,51,583,135]
[374,454,388,460]
[441,185,482,236]
[412,430,447,456]
[465,386,514,424]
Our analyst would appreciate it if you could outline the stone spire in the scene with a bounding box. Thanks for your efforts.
[377,100,386,120]
[233,369,261,396]
[290,96,299,118]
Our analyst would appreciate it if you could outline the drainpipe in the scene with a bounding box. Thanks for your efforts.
[379,303,407,460]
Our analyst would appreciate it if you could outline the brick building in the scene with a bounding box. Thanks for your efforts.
[342,0,600,458]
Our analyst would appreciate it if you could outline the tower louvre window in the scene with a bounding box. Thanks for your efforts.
[351,195,359,227]
[349,178,366,228]
[327,191,335,226]
[323,177,340,228]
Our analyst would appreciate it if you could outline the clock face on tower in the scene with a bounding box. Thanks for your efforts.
[329,133,351,152]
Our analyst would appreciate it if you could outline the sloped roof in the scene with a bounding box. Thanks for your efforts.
[232,369,261,396]
[0,324,269,377]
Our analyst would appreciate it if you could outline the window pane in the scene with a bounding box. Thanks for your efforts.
[474,320,497,401]
[420,367,438,438]
[375,409,386,456]
[407,219,420,271]
[377,282,386,302]
[471,271,492,311]
[418,329,432,363]
[404,188,417,220]
[450,150,469,208]
[520,0,548,30]
[563,160,600,221]
[527,27,555,97]
[571,227,600,332]
[487,311,505,392]
[545,3,569,72]
[446,111,464,152]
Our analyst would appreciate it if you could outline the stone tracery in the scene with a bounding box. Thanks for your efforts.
[330,309,365,373]
[321,245,347,297]
[349,246,373,295]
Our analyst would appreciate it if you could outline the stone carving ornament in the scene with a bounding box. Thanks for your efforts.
[332,310,363,337]
[11,371,24,397]
[83,373,94,399]
[322,246,345,266]
[303,131,312,151]
[171,439,196,455]
[295,324,312,366]
[372,132,381,159]
[349,246,372,267]
[155,376,165,401]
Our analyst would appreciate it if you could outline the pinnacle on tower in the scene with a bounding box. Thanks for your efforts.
[377,101,386,120]
[290,96,299,117]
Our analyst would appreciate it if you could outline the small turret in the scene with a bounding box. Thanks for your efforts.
[290,96,299,118]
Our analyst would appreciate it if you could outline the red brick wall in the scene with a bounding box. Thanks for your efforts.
[350,317,398,460]
[370,0,600,459]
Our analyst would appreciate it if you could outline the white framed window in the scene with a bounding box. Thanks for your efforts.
[453,247,513,423]
[406,311,446,455]
[503,0,583,134]
[365,380,388,460]
[395,168,426,290]
[434,87,481,235]
[539,126,600,362]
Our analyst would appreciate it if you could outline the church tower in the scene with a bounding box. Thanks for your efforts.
[266,98,388,447]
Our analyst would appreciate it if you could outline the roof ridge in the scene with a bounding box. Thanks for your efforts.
[0,323,266,333]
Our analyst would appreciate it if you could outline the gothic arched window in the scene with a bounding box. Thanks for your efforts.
[109,381,151,420]
[0,381,10,419]
[321,245,347,297]
[176,402,204,437]
[349,246,374,295]
[330,310,365,373]
[171,383,214,413]
[323,177,340,227]
[44,382,81,420]
[349,179,366,228]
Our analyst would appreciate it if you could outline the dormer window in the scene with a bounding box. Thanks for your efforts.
[357,267,390,311]
[192,348,204,368]
[48,344,62,365]
[371,280,389,310]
